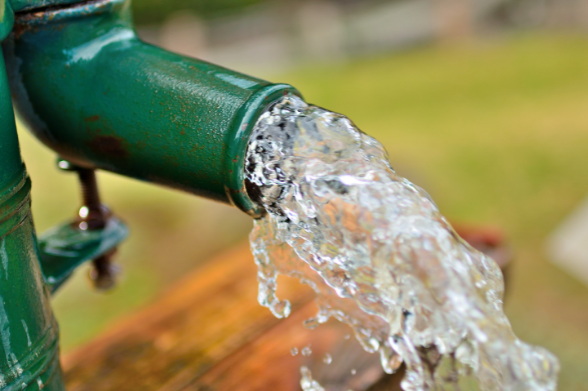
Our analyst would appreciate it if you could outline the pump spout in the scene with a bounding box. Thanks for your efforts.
[3,0,300,217]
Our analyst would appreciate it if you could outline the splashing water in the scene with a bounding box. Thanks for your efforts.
[301,366,325,391]
[245,95,559,390]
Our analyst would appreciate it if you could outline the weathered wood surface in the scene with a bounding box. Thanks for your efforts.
[62,243,393,391]
[62,225,508,391]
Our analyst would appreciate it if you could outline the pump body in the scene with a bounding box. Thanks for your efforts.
[0,0,301,388]
[6,0,300,217]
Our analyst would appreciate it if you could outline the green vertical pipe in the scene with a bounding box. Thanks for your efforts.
[0,1,20,190]
[1,3,65,389]
[0,35,66,391]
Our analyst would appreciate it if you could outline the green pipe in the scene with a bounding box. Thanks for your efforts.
[0,2,65,388]
[0,0,302,388]
[10,0,83,12]
[0,2,20,191]
[4,0,301,218]
[0,168,65,390]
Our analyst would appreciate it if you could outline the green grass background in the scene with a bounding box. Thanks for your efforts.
[17,32,588,389]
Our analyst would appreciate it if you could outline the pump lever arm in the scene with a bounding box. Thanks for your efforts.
[37,159,127,293]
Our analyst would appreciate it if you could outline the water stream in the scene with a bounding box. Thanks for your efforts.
[245,95,559,391]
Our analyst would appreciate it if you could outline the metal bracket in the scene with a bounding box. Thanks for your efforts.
[38,215,127,293]
[37,158,128,293]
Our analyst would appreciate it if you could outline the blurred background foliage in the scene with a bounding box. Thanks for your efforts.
[132,0,266,24]
[15,0,588,389]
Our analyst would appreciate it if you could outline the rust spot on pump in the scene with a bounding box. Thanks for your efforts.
[85,115,100,122]
[88,136,128,159]
[12,22,41,40]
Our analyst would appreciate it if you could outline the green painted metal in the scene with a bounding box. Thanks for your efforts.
[9,0,83,12]
[38,216,128,293]
[0,0,18,191]
[0,4,66,382]
[4,0,301,218]
[0,1,128,389]
[0,159,125,390]
[0,0,304,387]
[0,171,66,390]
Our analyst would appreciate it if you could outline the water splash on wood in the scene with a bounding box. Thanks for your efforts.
[246,95,559,391]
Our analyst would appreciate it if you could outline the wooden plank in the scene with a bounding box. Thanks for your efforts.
[193,300,386,391]
[63,224,509,391]
[62,244,315,391]
[62,242,395,391]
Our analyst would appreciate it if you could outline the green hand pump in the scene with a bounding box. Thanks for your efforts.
[0,0,301,388]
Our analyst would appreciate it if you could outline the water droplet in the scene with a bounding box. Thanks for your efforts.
[291,347,298,356]
[323,353,332,364]
[351,368,356,375]
[300,366,325,391]
[303,317,320,329]
[301,345,312,356]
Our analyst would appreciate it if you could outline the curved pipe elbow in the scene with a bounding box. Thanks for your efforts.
[3,0,300,217]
